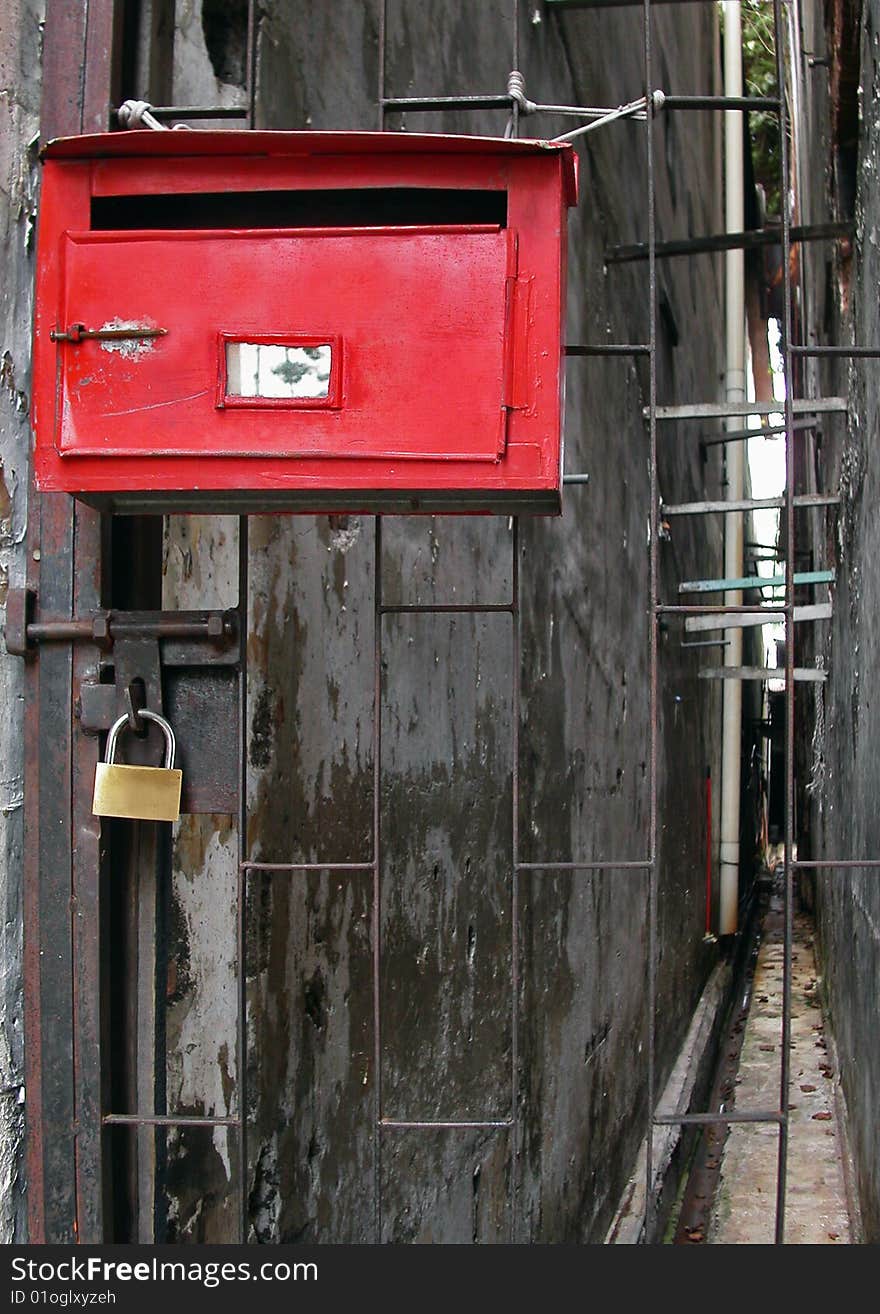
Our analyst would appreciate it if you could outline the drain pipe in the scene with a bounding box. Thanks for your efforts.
[719,1,746,936]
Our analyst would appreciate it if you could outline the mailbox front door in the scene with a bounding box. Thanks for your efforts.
[54,226,515,465]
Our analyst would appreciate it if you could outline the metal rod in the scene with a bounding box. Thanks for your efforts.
[510,514,521,1244]
[383,93,646,121]
[700,418,816,447]
[103,1114,239,1127]
[658,604,796,614]
[245,0,257,130]
[681,639,731,648]
[240,862,374,873]
[145,105,248,119]
[685,603,832,632]
[379,1119,514,1130]
[563,474,591,485]
[698,666,826,682]
[25,615,234,645]
[791,344,880,357]
[516,860,650,871]
[679,569,834,594]
[607,221,852,264]
[381,94,514,112]
[792,858,880,869]
[378,603,515,615]
[237,513,249,1244]
[662,95,780,111]
[509,9,519,1245]
[663,493,839,516]
[645,0,659,1242]
[775,0,793,1247]
[650,397,846,420]
[565,343,651,356]
[653,1110,785,1126]
[546,0,724,8]
[372,511,383,1243]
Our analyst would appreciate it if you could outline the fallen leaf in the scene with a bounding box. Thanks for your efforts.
[812,1111,832,1121]
[800,1084,817,1093]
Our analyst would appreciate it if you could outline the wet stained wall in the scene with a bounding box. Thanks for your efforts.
[797,0,880,1243]
[60,0,728,1242]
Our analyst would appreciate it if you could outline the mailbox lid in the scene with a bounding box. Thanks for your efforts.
[40,130,578,209]
[55,224,514,462]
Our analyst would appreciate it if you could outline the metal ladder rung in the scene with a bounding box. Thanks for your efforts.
[678,569,835,595]
[546,0,719,8]
[663,493,840,516]
[699,667,827,682]
[649,399,847,421]
[685,603,833,633]
[608,221,852,265]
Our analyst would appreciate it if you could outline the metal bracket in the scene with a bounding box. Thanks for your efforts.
[74,619,242,815]
[3,587,36,657]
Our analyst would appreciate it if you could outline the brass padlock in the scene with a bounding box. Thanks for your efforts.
[92,709,182,822]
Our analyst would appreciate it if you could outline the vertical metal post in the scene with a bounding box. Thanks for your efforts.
[372,514,383,1243]
[644,0,660,1239]
[374,0,388,1243]
[237,515,250,1244]
[509,0,521,1245]
[773,0,794,1247]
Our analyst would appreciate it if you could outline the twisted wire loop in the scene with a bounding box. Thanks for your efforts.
[116,99,193,131]
[116,99,168,130]
[505,70,664,142]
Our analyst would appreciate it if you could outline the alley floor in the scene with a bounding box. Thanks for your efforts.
[707,878,856,1244]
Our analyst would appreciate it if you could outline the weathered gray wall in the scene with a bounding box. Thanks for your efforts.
[142,0,728,1243]
[0,0,41,1245]
[801,0,880,1244]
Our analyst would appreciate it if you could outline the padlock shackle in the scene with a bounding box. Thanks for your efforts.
[105,709,176,770]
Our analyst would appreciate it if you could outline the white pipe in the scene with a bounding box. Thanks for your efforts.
[720,2,746,936]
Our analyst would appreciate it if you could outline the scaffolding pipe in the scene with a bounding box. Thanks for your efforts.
[720,1,746,937]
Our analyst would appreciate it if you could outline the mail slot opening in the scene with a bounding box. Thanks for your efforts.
[91,188,508,231]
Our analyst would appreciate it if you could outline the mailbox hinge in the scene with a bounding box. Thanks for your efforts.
[503,274,534,426]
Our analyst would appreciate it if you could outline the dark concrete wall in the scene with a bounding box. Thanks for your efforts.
[147,0,728,1243]
[799,0,880,1244]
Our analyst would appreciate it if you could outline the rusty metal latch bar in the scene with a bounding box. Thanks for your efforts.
[2,591,235,656]
[50,323,168,344]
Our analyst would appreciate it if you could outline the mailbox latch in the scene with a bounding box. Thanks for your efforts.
[50,322,168,345]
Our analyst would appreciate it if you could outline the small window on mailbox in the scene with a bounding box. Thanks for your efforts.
[221,339,337,407]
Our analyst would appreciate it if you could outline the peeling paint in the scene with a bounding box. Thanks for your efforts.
[97,319,162,360]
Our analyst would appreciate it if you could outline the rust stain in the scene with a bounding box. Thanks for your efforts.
[0,461,11,527]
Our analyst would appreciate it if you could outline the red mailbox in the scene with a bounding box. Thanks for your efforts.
[32,131,577,514]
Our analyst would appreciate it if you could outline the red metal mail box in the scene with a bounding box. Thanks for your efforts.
[32,131,577,514]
